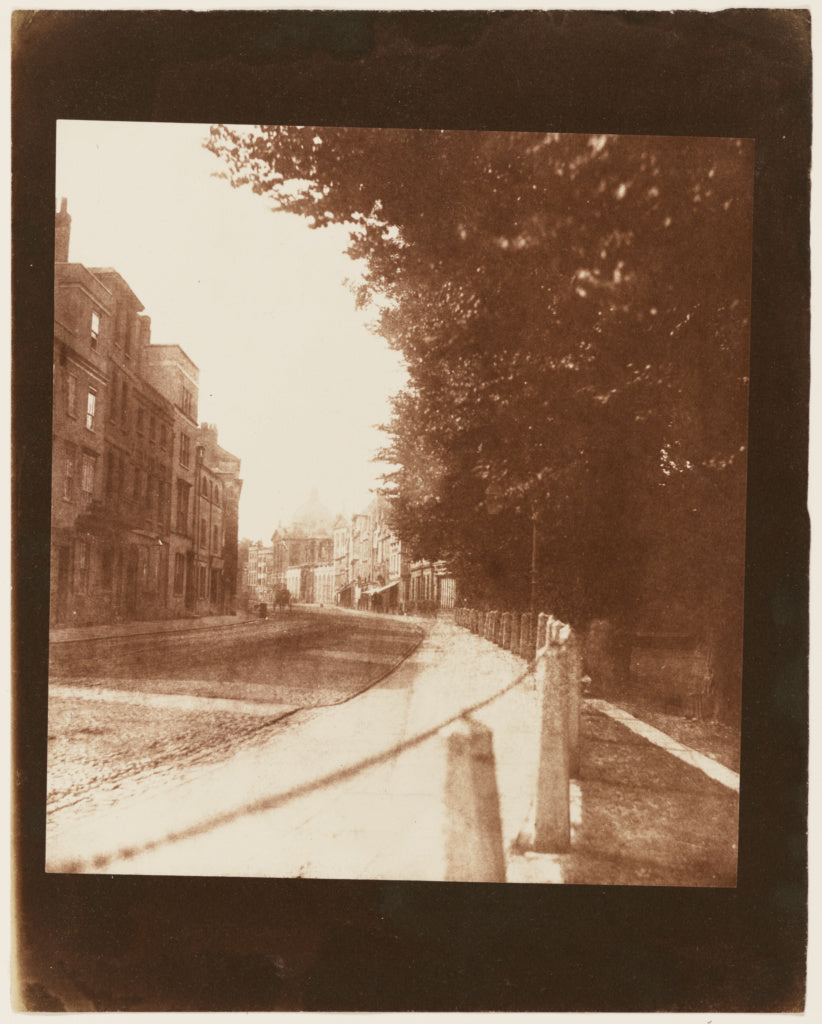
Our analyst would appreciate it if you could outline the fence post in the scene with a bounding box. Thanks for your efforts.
[519,612,533,660]
[531,627,572,852]
[490,611,500,644]
[500,612,511,649]
[443,718,507,882]
[536,612,548,651]
[566,628,583,777]
[509,612,520,656]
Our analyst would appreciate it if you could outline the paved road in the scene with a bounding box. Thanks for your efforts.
[47,609,423,837]
[47,613,739,887]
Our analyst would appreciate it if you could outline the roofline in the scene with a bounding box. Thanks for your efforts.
[86,267,144,311]
[145,343,200,373]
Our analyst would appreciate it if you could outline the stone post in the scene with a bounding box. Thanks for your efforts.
[531,630,571,851]
[443,718,507,882]
[500,612,511,649]
[509,612,520,656]
[566,628,583,778]
[519,612,533,660]
[536,612,549,651]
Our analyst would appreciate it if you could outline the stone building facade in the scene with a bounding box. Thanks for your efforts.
[50,199,242,626]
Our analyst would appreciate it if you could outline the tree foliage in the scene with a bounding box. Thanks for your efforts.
[207,125,753,708]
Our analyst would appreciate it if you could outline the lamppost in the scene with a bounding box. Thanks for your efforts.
[529,505,539,621]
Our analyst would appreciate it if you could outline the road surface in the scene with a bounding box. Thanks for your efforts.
[47,609,423,839]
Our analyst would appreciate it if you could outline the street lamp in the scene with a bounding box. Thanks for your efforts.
[529,506,538,621]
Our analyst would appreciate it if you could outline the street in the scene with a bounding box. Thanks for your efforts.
[47,609,423,838]
[47,612,738,887]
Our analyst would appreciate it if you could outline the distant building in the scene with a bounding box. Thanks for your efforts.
[50,199,242,625]
[408,560,457,610]
[243,541,276,607]
[332,497,412,612]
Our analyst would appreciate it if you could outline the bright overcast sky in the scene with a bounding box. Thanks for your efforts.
[55,120,407,541]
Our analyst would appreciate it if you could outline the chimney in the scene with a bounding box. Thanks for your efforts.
[200,423,218,447]
[55,197,71,263]
[138,315,151,348]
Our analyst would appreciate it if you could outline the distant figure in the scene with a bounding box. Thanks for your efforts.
[274,586,292,612]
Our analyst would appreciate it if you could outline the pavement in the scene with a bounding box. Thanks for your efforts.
[49,611,259,644]
[46,613,740,886]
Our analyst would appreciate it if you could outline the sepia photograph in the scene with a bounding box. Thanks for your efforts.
[13,7,808,1013]
[47,120,751,885]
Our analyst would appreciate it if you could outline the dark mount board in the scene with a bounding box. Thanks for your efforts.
[12,8,809,1012]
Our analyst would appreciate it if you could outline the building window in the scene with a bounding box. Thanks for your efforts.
[81,453,95,494]
[201,476,208,496]
[105,450,115,496]
[176,479,190,533]
[73,539,89,593]
[85,387,97,431]
[158,478,166,520]
[159,423,168,450]
[181,387,193,418]
[148,546,159,590]
[90,311,100,349]
[63,449,75,501]
[66,374,78,417]
[200,518,207,549]
[214,485,220,506]
[136,406,145,436]
[125,317,135,361]
[212,525,219,551]
[174,553,186,595]
[180,433,190,468]
[101,546,114,588]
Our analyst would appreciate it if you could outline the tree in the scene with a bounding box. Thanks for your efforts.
[207,126,753,715]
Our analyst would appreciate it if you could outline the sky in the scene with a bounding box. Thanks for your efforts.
[55,120,407,541]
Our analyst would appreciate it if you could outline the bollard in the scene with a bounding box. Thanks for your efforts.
[566,629,583,778]
[519,613,533,660]
[490,611,500,644]
[536,612,548,651]
[519,634,571,853]
[443,718,507,882]
[509,612,520,656]
[470,609,479,634]
[500,612,511,649]
[484,611,494,640]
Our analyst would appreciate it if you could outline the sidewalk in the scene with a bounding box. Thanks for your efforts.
[49,611,259,644]
[47,617,739,886]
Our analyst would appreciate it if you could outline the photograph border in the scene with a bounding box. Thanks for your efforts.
[12,8,809,1011]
